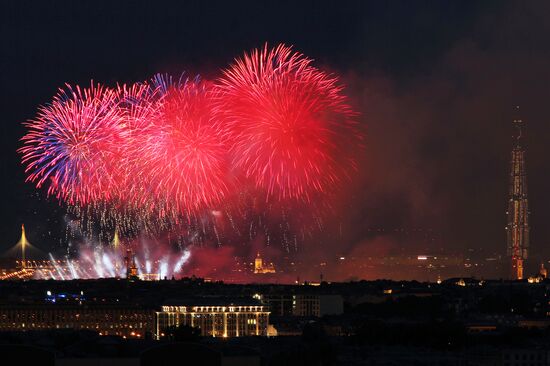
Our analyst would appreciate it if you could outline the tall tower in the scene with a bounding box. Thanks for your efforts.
[506,106,529,280]
[20,224,27,269]
[254,253,263,274]
[112,230,121,277]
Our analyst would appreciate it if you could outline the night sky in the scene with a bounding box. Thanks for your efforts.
[1,1,550,277]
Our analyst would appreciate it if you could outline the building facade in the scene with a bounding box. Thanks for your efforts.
[254,253,276,274]
[261,294,343,317]
[0,304,154,337]
[156,303,270,338]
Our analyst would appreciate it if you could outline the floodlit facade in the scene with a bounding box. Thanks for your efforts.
[156,304,270,338]
[254,252,276,274]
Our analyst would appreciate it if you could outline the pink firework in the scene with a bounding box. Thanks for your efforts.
[129,77,231,217]
[19,83,126,205]
[216,44,360,202]
[114,82,162,208]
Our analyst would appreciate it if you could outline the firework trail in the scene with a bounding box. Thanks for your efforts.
[35,241,192,280]
[215,43,360,202]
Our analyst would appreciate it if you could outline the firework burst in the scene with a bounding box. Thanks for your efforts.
[20,82,126,205]
[129,77,232,218]
[114,81,161,209]
[19,44,363,255]
[215,43,360,202]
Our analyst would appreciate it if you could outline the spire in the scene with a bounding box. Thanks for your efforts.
[112,230,121,277]
[20,224,27,269]
[112,229,120,249]
[20,224,27,245]
[506,106,529,280]
[512,105,524,147]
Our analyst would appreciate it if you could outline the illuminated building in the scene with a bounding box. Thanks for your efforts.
[125,249,139,281]
[254,253,262,271]
[253,252,276,274]
[506,106,529,280]
[0,303,154,338]
[155,300,270,338]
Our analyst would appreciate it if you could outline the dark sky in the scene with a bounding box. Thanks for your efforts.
[1,1,550,275]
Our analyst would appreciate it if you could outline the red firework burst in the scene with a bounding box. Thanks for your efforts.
[129,78,231,217]
[19,82,126,205]
[216,43,360,201]
[114,82,162,208]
